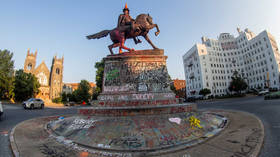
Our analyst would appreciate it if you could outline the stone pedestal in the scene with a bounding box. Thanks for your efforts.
[95,49,177,107]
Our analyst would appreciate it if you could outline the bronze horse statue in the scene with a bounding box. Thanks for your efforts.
[86,14,160,54]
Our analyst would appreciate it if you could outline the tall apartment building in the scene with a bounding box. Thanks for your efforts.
[183,28,280,97]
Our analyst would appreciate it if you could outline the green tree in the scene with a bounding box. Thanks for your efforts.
[14,69,40,101]
[52,97,62,103]
[199,88,211,97]
[228,71,248,94]
[75,80,91,103]
[67,93,76,102]
[0,49,15,100]
[93,59,104,100]
[61,92,67,102]
[170,83,181,96]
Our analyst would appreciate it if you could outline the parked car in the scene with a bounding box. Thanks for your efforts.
[195,95,204,100]
[248,88,259,95]
[186,97,196,102]
[0,101,3,120]
[22,98,44,109]
[258,89,269,96]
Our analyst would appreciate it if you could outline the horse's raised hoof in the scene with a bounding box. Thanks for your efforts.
[153,47,159,50]
[155,32,160,36]
[129,48,135,52]
[137,39,142,44]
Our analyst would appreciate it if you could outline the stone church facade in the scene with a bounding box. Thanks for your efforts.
[23,49,64,100]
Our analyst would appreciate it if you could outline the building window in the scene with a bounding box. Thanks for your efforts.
[27,63,32,70]
[56,68,60,74]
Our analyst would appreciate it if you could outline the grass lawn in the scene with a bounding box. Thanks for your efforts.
[268,91,280,96]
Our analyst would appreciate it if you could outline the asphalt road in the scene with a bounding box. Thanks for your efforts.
[197,96,280,157]
[0,104,77,157]
[0,96,279,157]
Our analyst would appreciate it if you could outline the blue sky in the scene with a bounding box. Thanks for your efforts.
[1,0,280,83]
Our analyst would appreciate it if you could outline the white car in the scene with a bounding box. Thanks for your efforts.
[258,89,269,96]
[0,101,3,120]
[22,98,45,109]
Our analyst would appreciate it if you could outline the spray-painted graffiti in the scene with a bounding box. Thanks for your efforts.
[99,95,115,101]
[47,111,226,154]
[231,128,262,157]
[97,99,177,107]
[49,133,132,157]
[99,92,175,102]
[97,144,111,148]
[106,69,120,81]
[103,85,134,92]
[138,83,148,92]
[69,118,97,130]
[117,95,129,101]
[182,154,191,157]
[109,136,143,148]
[163,93,175,98]
[103,59,172,93]
[39,143,75,157]
[132,93,154,100]
[159,135,178,146]
[169,117,182,124]
[79,104,193,116]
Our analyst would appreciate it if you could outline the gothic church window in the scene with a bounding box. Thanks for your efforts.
[37,72,48,86]
[56,68,60,74]
[28,63,32,70]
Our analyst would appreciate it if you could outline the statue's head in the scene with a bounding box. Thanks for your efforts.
[123,3,129,15]
[147,14,154,25]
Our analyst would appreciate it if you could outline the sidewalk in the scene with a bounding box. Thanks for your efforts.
[10,110,264,157]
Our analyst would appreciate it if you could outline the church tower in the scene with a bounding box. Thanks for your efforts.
[49,55,64,99]
[23,49,37,74]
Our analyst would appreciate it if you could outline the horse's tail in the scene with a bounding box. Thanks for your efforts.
[86,30,111,40]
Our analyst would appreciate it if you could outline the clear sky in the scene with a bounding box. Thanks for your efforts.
[1,0,280,83]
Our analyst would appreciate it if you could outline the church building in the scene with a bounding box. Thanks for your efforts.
[23,49,64,100]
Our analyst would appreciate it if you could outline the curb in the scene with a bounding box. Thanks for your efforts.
[248,111,265,157]
[9,115,72,157]
[10,124,20,157]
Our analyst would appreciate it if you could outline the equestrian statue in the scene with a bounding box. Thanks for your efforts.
[86,3,160,54]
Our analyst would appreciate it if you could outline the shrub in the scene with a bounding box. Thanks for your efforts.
[52,97,62,103]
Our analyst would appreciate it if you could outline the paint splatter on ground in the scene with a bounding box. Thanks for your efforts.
[48,111,227,151]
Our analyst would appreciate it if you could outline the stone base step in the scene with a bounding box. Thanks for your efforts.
[79,103,197,116]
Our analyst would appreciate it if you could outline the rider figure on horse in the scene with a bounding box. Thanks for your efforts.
[86,3,160,55]
[117,4,141,48]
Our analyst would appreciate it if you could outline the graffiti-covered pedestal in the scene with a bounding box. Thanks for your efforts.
[96,49,177,107]
[47,50,228,156]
